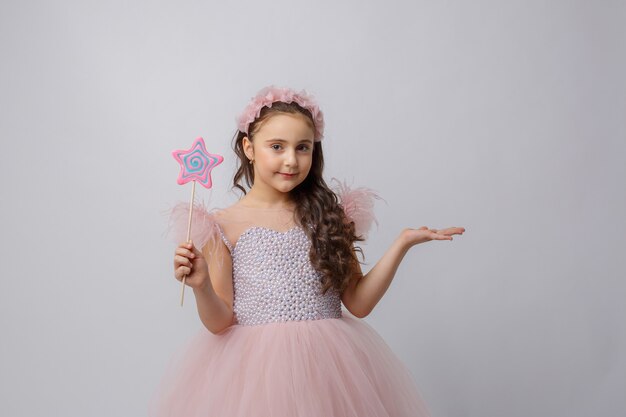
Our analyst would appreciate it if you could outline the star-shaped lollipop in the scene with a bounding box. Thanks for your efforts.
[172,137,223,188]
[172,136,224,306]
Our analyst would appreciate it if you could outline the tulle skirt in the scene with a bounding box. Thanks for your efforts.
[148,310,432,417]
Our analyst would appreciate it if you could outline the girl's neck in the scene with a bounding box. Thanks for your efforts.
[239,188,295,210]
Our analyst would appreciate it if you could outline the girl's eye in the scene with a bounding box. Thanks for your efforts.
[270,144,310,151]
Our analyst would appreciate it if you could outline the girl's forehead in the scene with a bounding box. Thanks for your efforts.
[255,113,315,141]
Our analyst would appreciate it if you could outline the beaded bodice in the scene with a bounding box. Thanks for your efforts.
[217,223,343,326]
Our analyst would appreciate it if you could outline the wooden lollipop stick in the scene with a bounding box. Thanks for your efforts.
[180,181,197,306]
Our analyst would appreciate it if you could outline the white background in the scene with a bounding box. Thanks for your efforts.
[1,1,624,416]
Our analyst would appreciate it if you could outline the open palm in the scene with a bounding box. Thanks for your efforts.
[402,226,466,246]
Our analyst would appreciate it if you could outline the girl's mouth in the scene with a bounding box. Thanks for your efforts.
[279,173,297,178]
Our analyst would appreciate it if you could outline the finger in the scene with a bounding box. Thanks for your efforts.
[174,255,193,268]
[189,246,202,257]
[176,266,191,277]
[437,227,464,236]
[174,247,195,259]
[177,242,194,251]
[187,245,197,258]
[174,269,183,281]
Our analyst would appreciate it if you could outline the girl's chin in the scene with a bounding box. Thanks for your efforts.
[272,180,301,192]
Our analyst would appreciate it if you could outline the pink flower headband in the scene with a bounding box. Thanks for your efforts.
[235,85,325,141]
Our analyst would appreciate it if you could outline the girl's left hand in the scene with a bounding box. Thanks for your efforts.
[401,226,466,247]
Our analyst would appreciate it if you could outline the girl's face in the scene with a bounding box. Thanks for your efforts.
[243,113,315,195]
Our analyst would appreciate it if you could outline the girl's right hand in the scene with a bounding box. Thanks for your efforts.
[173,241,210,291]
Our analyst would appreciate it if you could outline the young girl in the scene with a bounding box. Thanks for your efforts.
[150,85,465,417]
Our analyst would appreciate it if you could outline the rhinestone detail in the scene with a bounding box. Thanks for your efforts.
[217,225,342,326]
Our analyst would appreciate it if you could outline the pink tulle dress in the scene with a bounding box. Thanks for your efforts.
[150,200,432,417]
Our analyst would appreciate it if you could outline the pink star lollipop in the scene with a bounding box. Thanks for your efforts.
[172,136,223,306]
[172,137,223,188]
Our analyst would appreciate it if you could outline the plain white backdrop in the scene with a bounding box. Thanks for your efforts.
[1,1,624,416]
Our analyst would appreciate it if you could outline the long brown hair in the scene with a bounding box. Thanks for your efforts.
[231,101,364,294]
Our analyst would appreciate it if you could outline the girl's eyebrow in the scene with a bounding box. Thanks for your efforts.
[265,138,313,144]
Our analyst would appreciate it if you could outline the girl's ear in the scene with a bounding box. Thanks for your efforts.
[242,136,254,160]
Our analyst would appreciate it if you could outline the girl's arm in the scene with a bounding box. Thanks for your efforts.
[192,234,235,334]
[341,226,464,318]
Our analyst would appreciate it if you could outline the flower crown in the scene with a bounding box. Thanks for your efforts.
[235,85,325,141]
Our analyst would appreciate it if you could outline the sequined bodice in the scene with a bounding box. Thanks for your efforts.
[218,225,343,326]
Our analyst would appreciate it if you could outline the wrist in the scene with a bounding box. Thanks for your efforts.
[193,278,212,296]
[398,228,413,248]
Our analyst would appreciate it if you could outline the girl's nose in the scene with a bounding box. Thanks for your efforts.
[284,149,297,166]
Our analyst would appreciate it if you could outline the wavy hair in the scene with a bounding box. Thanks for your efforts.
[231,102,364,294]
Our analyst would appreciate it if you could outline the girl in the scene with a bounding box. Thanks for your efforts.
[150,85,465,417]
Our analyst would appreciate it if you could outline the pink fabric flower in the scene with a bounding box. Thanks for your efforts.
[236,85,325,141]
